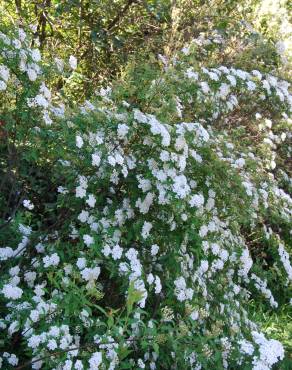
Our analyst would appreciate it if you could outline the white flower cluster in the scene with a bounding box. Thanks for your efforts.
[251,274,278,308]
[252,331,284,370]
[2,284,23,300]
[278,243,292,281]
[89,351,102,369]
[23,199,34,210]
[0,63,10,90]
[174,277,194,302]
[43,253,60,268]
[80,266,100,284]
[76,175,88,198]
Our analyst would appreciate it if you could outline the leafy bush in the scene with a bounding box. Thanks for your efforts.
[0,23,291,370]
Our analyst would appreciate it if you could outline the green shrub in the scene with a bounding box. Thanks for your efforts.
[0,23,291,370]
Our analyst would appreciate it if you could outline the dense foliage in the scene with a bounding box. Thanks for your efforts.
[0,1,291,369]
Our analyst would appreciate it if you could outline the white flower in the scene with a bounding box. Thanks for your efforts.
[48,326,60,337]
[0,80,7,91]
[154,276,162,294]
[57,186,69,194]
[40,83,51,99]
[86,194,96,208]
[102,244,111,257]
[148,116,170,146]
[8,321,19,336]
[23,199,34,210]
[137,359,145,368]
[134,109,148,123]
[47,339,57,351]
[18,28,26,41]
[200,81,210,94]
[108,155,116,166]
[69,55,77,70]
[28,335,42,349]
[34,94,48,108]
[76,185,87,198]
[211,243,220,255]
[198,260,208,274]
[190,150,202,163]
[278,243,292,281]
[185,67,198,80]
[43,111,52,125]
[78,210,89,223]
[181,46,190,55]
[252,331,284,367]
[190,311,199,320]
[19,223,32,236]
[30,310,40,323]
[43,253,60,268]
[238,339,254,355]
[27,68,37,81]
[92,153,101,167]
[136,192,155,214]
[83,234,94,247]
[76,257,86,270]
[160,150,170,162]
[247,80,256,91]
[174,277,186,290]
[0,247,13,261]
[199,225,208,238]
[174,277,193,302]
[13,38,21,48]
[141,221,152,239]
[35,243,45,254]
[147,273,155,285]
[235,158,245,168]
[275,40,286,55]
[137,176,152,193]
[189,193,204,208]
[117,123,129,138]
[31,49,41,62]
[218,83,230,99]
[74,360,84,370]
[89,352,102,369]
[76,135,84,148]
[81,267,100,282]
[112,244,123,260]
[99,86,111,98]
[0,64,10,81]
[172,175,191,199]
[7,354,18,366]
[2,284,23,300]
[151,244,159,256]
[227,75,236,86]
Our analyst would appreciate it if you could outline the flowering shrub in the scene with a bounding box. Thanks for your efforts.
[0,24,291,370]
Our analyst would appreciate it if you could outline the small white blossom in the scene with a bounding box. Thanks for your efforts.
[2,284,23,300]
[117,123,129,138]
[189,193,204,208]
[83,234,94,247]
[112,244,123,260]
[141,221,152,239]
[89,352,102,369]
[23,199,34,210]
[69,55,77,70]
[151,244,159,256]
[27,68,37,81]
[76,135,84,148]
[86,194,96,208]
[92,153,101,167]
[43,253,60,268]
